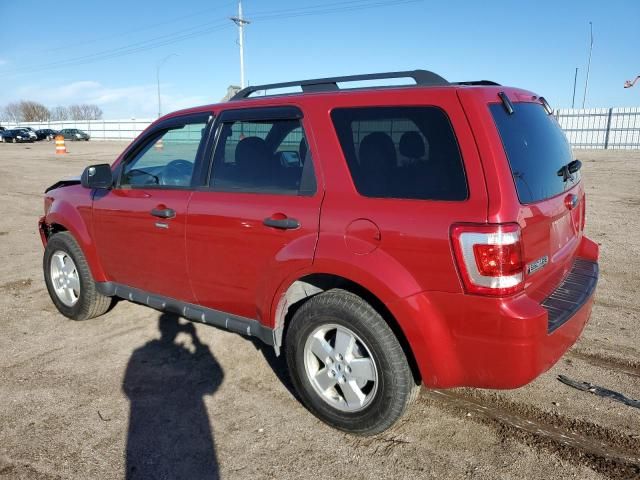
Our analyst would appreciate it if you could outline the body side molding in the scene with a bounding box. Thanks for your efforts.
[96,282,276,349]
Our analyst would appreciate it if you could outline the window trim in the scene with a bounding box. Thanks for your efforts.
[329,105,469,202]
[115,112,213,190]
[202,106,318,197]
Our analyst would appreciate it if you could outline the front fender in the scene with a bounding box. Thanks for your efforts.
[44,187,107,282]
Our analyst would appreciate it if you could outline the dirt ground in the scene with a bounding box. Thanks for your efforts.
[0,141,638,480]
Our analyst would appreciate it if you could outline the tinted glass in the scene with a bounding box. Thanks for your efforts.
[210,118,316,196]
[121,122,206,187]
[490,102,579,204]
[331,107,467,200]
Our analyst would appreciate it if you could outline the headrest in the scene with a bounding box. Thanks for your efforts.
[235,136,269,170]
[399,131,425,159]
[359,132,397,169]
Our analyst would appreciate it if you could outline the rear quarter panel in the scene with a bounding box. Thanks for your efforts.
[303,88,489,300]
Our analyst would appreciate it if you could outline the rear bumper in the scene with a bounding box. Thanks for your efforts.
[390,236,599,389]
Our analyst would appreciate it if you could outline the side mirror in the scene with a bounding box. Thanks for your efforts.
[81,163,113,189]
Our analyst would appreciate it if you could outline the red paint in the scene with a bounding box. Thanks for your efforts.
[40,83,599,389]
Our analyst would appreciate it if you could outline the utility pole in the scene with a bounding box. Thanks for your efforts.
[581,21,593,109]
[231,1,250,88]
[571,67,578,108]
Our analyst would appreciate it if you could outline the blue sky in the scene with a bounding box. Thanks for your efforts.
[0,0,638,118]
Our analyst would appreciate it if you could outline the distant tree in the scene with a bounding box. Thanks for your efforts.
[68,103,103,120]
[1,101,50,122]
[20,101,50,122]
[2,102,23,122]
[2,101,103,122]
[50,106,70,121]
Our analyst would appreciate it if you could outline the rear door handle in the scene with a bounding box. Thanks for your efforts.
[150,207,176,219]
[263,216,300,230]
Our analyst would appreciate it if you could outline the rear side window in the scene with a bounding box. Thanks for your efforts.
[490,102,579,204]
[210,118,316,196]
[331,107,467,201]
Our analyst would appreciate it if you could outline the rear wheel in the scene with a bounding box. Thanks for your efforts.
[43,232,111,320]
[286,289,419,435]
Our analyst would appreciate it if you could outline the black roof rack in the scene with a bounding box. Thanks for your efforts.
[230,70,450,100]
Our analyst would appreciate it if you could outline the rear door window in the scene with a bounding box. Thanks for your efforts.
[490,102,579,204]
[210,118,316,196]
[330,106,467,201]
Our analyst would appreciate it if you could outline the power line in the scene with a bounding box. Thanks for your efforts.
[0,0,422,78]
[42,1,239,53]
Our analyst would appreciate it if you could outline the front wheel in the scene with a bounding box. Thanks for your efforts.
[43,232,112,320]
[286,289,419,435]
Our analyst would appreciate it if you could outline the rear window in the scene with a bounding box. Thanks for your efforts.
[490,102,579,204]
[331,107,467,201]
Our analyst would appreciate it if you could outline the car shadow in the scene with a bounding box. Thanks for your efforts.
[249,338,298,400]
[122,313,223,479]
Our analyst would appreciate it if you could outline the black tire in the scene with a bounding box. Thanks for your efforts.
[43,231,111,320]
[285,289,419,435]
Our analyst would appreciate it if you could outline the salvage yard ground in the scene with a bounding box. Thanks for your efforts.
[0,141,638,479]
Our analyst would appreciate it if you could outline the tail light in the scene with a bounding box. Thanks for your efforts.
[451,223,524,296]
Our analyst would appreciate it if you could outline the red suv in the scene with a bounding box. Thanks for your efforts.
[39,71,599,434]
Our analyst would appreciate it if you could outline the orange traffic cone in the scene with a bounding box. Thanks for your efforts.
[55,135,67,155]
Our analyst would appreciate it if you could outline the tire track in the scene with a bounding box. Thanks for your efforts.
[421,389,640,480]
[567,349,640,379]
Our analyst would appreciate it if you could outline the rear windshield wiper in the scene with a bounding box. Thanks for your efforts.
[557,159,582,182]
[557,160,582,182]
[557,159,582,181]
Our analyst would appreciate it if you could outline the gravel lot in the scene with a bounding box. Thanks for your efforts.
[0,141,638,479]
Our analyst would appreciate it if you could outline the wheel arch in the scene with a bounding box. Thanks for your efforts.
[44,205,107,282]
[272,273,422,384]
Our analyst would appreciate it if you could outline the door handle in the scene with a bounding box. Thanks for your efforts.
[263,216,300,230]
[150,207,176,219]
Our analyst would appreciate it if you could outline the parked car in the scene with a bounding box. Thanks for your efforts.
[36,129,60,141]
[1,129,34,143]
[59,128,90,141]
[16,127,38,141]
[39,70,599,435]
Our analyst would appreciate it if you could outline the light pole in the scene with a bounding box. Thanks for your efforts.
[581,22,593,109]
[571,67,578,108]
[157,54,178,118]
[231,1,250,88]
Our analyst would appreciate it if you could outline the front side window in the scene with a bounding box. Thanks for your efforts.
[331,107,467,201]
[121,121,206,187]
[210,117,316,195]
